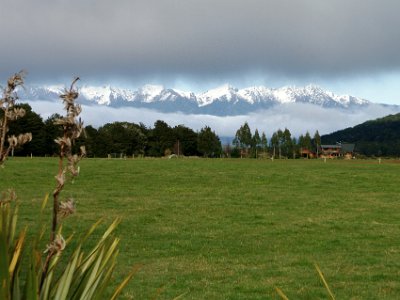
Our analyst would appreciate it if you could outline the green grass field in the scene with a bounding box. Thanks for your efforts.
[1,157,400,299]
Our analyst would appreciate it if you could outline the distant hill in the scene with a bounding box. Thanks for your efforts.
[321,113,400,156]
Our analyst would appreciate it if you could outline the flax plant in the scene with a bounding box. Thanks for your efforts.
[0,74,136,299]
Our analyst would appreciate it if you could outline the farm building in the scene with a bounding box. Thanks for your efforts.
[300,143,355,159]
[340,143,356,159]
[320,143,355,159]
[300,148,317,158]
[320,145,341,158]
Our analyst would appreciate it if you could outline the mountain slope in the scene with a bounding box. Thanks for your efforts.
[18,84,372,116]
[321,113,400,156]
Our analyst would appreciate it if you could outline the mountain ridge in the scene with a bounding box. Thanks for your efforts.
[18,83,378,116]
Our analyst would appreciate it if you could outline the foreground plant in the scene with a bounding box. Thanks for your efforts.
[40,77,85,286]
[0,75,136,299]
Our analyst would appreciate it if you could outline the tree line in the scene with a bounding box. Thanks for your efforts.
[6,104,327,159]
[6,104,222,158]
[231,122,321,158]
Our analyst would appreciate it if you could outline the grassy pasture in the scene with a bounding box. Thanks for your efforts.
[1,157,400,299]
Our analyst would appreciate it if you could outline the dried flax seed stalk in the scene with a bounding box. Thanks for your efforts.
[52,77,85,237]
[0,71,32,166]
[41,77,86,287]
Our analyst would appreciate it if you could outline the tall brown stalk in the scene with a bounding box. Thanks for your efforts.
[0,71,32,166]
[41,77,86,287]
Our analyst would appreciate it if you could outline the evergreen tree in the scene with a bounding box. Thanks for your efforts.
[173,125,198,156]
[91,122,147,157]
[233,122,252,151]
[270,132,279,158]
[96,125,114,157]
[252,129,261,158]
[102,122,129,155]
[297,131,313,158]
[282,128,293,158]
[197,126,221,157]
[148,120,175,156]
[261,132,268,153]
[304,131,312,150]
[43,114,63,156]
[125,123,147,156]
[313,130,321,157]
[277,129,284,158]
[298,134,305,149]
[84,125,99,157]
[291,137,298,158]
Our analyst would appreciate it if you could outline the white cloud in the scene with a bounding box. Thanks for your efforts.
[26,101,400,140]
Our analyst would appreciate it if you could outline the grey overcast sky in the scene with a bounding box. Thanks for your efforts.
[1,0,400,103]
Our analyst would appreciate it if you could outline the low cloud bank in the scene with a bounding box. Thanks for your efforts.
[26,101,400,138]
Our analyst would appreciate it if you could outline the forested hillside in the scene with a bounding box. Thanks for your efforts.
[321,113,400,156]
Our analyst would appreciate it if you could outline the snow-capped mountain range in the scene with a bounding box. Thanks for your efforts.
[18,84,373,116]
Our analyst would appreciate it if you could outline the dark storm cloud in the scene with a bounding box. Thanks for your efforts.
[1,0,400,83]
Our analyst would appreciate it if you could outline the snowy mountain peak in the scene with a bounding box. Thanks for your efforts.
[43,84,64,94]
[139,84,164,95]
[237,86,272,104]
[171,88,195,99]
[137,84,164,103]
[80,85,113,105]
[197,84,239,106]
[304,84,324,92]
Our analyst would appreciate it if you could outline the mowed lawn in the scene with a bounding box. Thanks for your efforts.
[1,157,400,299]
